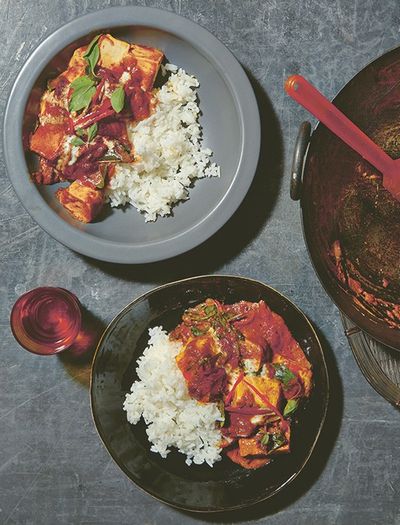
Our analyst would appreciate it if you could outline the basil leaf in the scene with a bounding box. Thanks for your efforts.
[191,326,204,337]
[95,176,104,189]
[86,45,99,77]
[217,400,225,426]
[70,75,94,91]
[83,35,101,57]
[83,35,101,77]
[271,432,286,451]
[283,399,298,417]
[87,123,98,142]
[100,153,123,162]
[110,86,125,113]
[204,304,217,317]
[70,136,85,147]
[273,363,296,386]
[260,434,270,446]
[75,127,86,137]
[69,76,96,112]
[69,85,96,112]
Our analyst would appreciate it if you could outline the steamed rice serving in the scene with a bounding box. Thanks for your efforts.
[107,65,220,222]
[124,298,313,470]
[123,327,223,466]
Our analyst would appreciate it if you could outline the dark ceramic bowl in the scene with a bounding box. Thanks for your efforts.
[3,7,260,263]
[90,275,329,512]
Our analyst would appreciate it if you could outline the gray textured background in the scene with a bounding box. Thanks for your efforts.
[1,1,400,524]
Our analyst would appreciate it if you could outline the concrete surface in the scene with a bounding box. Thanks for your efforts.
[1,1,399,524]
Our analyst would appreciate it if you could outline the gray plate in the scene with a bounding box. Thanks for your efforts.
[3,7,260,263]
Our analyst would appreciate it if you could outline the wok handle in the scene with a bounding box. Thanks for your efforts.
[285,75,394,175]
[290,121,311,200]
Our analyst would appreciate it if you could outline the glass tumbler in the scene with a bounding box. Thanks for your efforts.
[10,287,82,355]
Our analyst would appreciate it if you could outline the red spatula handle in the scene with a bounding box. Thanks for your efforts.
[285,75,394,175]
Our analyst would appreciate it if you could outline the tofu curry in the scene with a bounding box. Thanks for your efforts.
[28,34,163,222]
[170,299,313,469]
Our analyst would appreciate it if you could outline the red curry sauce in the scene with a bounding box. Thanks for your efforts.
[28,34,164,223]
[170,299,313,470]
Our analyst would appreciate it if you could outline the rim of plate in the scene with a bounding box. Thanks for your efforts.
[3,7,260,264]
[90,274,330,512]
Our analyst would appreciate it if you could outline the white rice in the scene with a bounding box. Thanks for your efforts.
[123,326,223,466]
[106,65,220,221]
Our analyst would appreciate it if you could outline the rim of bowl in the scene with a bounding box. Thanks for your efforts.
[3,7,260,264]
[89,274,330,512]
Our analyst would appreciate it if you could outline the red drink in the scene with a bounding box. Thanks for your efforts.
[10,287,82,355]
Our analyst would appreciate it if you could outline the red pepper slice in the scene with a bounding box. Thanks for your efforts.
[224,406,274,415]
[74,99,115,129]
[224,371,244,405]
[92,78,105,106]
[243,379,285,422]
[284,380,302,399]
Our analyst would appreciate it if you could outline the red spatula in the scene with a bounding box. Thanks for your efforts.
[285,74,400,201]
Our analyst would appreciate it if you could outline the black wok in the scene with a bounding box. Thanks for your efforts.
[290,47,400,350]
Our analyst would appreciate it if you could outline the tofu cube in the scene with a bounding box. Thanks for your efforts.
[30,123,66,160]
[98,34,131,69]
[238,437,266,457]
[56,180,104,223]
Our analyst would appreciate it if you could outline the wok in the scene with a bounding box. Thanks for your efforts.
[290,46,400,351]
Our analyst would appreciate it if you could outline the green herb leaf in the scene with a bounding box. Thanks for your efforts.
[204,304,218,317]
[83,35,101,77]
[87,123,98,142]
[217,400,225,426]
[95,177,104,189]
[69,85,96,112]
[273,363,296,387]
[84,35,101,57]
[283,399,299,417]
[69,76,96,113]
[191,326,204,337]
[110,85,125,113]
[260,433,270,447]
[271,432,286,451]
[75,127,86,137]
[100,152,122,162]
[70,136,85,147]
[87,45,100,77]
[70,75,94,91]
